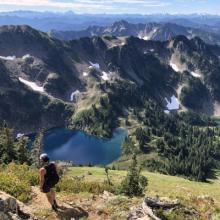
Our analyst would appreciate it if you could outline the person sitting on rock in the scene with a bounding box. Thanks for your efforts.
[39,153,60,211]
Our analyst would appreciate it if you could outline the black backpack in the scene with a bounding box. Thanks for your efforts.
[44,163,60,188]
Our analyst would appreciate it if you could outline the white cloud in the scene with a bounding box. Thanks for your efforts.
[0,0,171,12]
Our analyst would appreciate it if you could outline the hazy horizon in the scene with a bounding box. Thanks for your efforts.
[1,10,220,16]
[0,0,219,15]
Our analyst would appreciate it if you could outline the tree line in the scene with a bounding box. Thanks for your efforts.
[122,100,220,182]
[0,122,43,167]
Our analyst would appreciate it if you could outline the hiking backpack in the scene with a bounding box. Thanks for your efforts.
[44,163,60,188]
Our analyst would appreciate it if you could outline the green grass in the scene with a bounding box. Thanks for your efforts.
[67,166,220,208]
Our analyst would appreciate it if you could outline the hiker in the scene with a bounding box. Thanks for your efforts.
[39,153,60,211]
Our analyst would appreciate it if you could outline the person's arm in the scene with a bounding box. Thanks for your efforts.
[39,168,46,191]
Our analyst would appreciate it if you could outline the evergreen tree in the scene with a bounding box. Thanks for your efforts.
[0,126,16,164]
[15,136,30,165]
[122,136,135,155]
[120,154,148,197]
[135,127,150,150]
[31,130,44,168]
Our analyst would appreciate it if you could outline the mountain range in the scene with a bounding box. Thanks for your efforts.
[1,11,220,31]
[50,20,220,46]
[1,24,220,135]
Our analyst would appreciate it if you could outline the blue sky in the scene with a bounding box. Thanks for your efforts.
[0,0,219,14]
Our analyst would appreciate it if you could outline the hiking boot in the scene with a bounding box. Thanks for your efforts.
[54,199,59,208]
[52,204,58,212]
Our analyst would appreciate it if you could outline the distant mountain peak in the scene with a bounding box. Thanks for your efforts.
[50,21,220,47]
[112,20,130,27]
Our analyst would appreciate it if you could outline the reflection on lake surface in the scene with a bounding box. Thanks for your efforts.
[43,127,127,165]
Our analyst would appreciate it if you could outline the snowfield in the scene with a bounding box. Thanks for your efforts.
[170,59,202,78]
[170,61,181,72]
[16,133,24,138]
[143,35,151,41]
[0,55,16,61]
[70,90,81,102]
[191,71,202,78]
[164,110,170,114]
[83,72,88,77]
[140,28,158,41]
[101,71,110,81]
[22,54,31,60]
[101,71,115,81]
[89,61,100,69]
[165,95,180,110]
[0,54,32,61]
[19,77,45,93]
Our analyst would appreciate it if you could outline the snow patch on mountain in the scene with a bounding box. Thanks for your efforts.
[16,133,24,138]
[119,25,126,32]
[170,57,202,78]
[0,54,32,61]
[164,110,170,114]
[89,61,100,69]
[101,72,110,81]
[22,54,31,60]
[191,71,202,78]
[165,95,180,110]
[139,28,158,41]
[83,72,88,77]
[144,49,155,54]
[19,77,44,93]
[170,61,181,72]
[70,90,81,102]
[101,71,110,81]
[142,35,151,41]
[0,55,16,61]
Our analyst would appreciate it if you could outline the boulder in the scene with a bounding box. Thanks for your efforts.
[0,191,35,220]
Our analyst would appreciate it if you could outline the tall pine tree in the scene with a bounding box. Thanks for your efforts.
[31,129,44,168]
[15,136,30,165]
[0,126,16,164]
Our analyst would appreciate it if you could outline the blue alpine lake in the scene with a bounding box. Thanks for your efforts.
[42,127,127,165]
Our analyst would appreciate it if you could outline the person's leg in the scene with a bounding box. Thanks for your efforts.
[51,189,59,208]
[51,189,55,201]
[46,191,54,205]
[46,190,58,211]
[50,189,55,204]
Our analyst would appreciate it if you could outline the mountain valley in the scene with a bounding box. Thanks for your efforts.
[1,8,220,219]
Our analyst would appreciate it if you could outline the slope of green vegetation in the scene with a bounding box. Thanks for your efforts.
[0,163,38,202]
[66,166,220,200]
[0,163,219,219]
[65,166,220,219]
